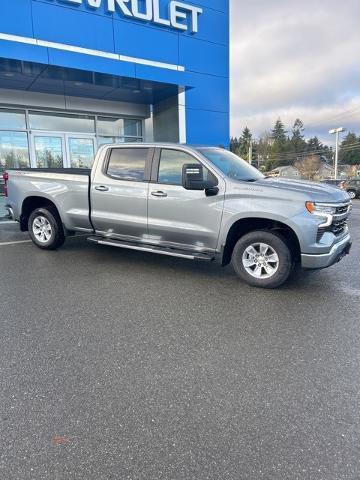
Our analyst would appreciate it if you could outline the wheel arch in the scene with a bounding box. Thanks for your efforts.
[20,196,63,232]
[221,217,301,266]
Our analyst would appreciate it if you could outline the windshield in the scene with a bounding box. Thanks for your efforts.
[197,148,264,182]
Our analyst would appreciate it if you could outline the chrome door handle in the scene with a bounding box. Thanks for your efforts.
[151,191,167,198]
[95,185,109,192]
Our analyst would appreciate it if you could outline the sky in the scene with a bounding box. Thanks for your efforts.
[230,0,360,145]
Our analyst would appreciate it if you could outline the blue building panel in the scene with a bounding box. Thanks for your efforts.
[0,39,49,66]
[184,72,229,113]
[0,0,230,146]
[182,8,228,46]
[32,2,115,52]
[179,36,229,77]
[0,0,34,37]
[113,20,179,65]
[185,108,229,146]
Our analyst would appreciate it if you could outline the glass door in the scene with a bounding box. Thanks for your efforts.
[65,135,96,169]
[32,133,65,168]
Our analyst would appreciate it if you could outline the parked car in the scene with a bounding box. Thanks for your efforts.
[0,174,4,196]
[346,179,360,199]
[321,179,348,190]
[3,144,352,288]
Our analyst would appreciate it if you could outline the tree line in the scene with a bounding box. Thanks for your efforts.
[230,119,360,172]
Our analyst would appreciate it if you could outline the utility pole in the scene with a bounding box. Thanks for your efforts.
[248,139,253,164]
[329,127,346,180]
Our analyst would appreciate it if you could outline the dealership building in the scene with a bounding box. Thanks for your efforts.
[0,0,229,171]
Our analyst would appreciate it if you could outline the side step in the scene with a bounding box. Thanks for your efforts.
[87,236,213,261]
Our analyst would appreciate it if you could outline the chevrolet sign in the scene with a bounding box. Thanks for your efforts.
[58,0,203,33]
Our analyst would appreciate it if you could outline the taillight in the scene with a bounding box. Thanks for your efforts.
[3,172,8,197]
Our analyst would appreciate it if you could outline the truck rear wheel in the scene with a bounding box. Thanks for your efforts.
[232,230,293,289]
[28,207,65,250]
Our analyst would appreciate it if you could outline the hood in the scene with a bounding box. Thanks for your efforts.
[255,177,350,203]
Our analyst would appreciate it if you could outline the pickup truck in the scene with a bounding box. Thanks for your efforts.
[3,143,352,288]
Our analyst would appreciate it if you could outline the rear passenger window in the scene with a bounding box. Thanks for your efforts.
[106,148,148,181]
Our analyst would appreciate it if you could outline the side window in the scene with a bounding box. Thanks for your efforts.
[106,148,148,181]
[158,149,215,186]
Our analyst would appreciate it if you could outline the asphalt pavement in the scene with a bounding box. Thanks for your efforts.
[0,202,359,480]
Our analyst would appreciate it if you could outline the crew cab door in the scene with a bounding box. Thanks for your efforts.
[147,147,225,253]
[90,146,153,241]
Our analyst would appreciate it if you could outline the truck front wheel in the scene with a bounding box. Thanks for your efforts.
[232,230,293,289]
[28,207,65,250]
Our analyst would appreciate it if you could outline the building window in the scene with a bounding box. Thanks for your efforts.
[0,109,26,130]
[0,131,30,172]
[34,136,64,168]
[0,107,144,170]
[97,117,142,144]
[68,137,95,169]
[29,111,95,134]
[97,136,143,146]
[106,148,149,181]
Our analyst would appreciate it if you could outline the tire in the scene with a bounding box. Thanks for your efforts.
[231,230,293,289]
[28,207,65,250]
[348,190,356,200]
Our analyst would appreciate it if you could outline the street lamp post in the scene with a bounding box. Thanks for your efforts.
[329,127,346,180]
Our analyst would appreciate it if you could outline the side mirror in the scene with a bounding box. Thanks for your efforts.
[182,164,206,190]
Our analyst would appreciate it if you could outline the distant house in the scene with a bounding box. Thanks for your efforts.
[318,163,334,180]
[338,164,360,179]
[267,166,300,179]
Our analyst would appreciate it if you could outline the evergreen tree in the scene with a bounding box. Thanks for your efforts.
[307,136,323,152]
[230,137,239,154]
[339,132,360,165]
[270,119,289,167]
[271,119,287,144]
[291,119,306,154]
[238,127,252,158]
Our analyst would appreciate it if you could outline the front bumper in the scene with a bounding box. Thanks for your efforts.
[301,234,352,269]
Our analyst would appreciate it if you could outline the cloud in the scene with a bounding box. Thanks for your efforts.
[230,0,360,143]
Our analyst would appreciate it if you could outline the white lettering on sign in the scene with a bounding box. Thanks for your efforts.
[58,0,203,33]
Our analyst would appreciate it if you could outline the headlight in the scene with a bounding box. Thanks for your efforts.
[305,202,336,227]
[305,202,337,215]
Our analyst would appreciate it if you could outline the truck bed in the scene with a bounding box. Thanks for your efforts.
[6,168,91,176]
[6,167,92,232]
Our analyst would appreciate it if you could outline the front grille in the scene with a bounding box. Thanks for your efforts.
[316,202,351,242]
[317,218,348,242]
[335,205,349,215]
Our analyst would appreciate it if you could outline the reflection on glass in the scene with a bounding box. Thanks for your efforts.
[69,137,95,168]
[0,131,30,172]
[107,148,148,181]
[158,149,200,185]
[0,109,26,130]
[97,118,124,136]
[34,136,63,168]
[97,117,142,137]
[198,148,264,182]
[97,136,142,146]
[29,111,95,134]
[124,119,142,137]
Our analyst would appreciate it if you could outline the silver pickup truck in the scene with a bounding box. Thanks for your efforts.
[4,143,352,288]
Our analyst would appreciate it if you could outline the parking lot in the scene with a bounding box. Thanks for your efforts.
[0,201,359,480]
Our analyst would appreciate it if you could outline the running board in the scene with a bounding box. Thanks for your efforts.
[87,236,213,261]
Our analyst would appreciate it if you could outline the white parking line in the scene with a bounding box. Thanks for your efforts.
[0,240,32,246]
